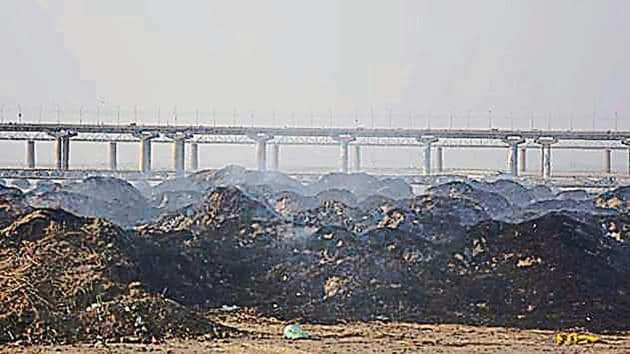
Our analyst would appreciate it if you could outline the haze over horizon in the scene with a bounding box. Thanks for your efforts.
[1,0,629,171]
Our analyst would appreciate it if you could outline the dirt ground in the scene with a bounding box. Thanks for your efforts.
[3,313,629,353]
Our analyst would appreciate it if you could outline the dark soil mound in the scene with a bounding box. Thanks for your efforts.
[557,189,591,201]
[483,179,535,206]
[77,294,233,343]
[3,174,630,342]
[256,226,441,322]
[136,186,287,308]
[596,186,630,211]
[307,173,412,200]
[288,200,364,232]
[195,165,305,194]
[0,209,234,345]
[428,181,512,218]
[316,189,358,207]
[26,177,158,228]
[146,186,279,234]
[271,191,319,219]
[0,187,31,229]
[440,213,630,331]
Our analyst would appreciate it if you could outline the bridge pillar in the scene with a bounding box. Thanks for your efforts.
[140,138,152,174]
[26,140,35,169]
[133,132,159,175]
[604,148,612,174]
[503,136,525,176]
[174,139,185,176]
[48,130,77,171]
[417,136,438,176]
[519,148,527,173]
[333,135,356,173]
[353,145,361,172]
[535,137,557,178]
[190,142,199,171]
[62,138,70,170]
[167,132,193,177]
[54,137,63,170]
[248,133,274,171]
[109,142,117,171]
[435,146,444,173]
[270,143,280,171]
[623,140,630,175]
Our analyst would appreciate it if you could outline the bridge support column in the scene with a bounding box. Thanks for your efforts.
[248,133,274,171]
[62,138,70,170]
[503,136,525,176]
[133,132,159,175]
[508,144,518,176]
[167,132,193,177]
[623,140,630,175]
[109,142,117,171]
[142,140,152,174]
[54,137,63,170]
[48,130,77,171]
[435,146,444,173]
[270,143,280,171]
[190,142,199,171]
[333,135,356,173]
[543,146,552,178]
[140,138,152,174]
[26,140,35,169]
[340,142,349,173]
[417,136,438,176]
[173,138,185,177]
[353,145,361,172]
[256,141,267,171]
[604,149,612,174]
[519,148,526,173]
[535,137,557,179]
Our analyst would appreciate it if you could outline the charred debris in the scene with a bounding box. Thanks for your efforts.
[1,165,630,344]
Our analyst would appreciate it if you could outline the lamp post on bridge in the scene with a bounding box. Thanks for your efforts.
[615,112,619,131]
[487,109,492,129]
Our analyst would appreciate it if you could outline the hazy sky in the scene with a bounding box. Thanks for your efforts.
[1,0,629,171]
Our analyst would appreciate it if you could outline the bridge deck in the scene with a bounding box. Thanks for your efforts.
[0,123,629,141]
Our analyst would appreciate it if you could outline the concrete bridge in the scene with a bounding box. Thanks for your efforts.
[1,123,630,178]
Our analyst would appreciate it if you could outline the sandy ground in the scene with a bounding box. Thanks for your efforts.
[3,313,629,353]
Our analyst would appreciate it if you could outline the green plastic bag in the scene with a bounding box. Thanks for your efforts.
[283,324,310,340]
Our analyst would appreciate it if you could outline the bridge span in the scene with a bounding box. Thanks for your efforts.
[1,123,630,177]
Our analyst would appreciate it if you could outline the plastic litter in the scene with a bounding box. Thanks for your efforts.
[554,332,601,345]
[283,324,310,340]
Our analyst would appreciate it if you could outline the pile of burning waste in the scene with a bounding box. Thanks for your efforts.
[0,209,233,345]
[2,167,630,345]
[437,213,630,331]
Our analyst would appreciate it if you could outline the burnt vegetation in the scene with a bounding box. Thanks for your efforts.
[1,166,630,344]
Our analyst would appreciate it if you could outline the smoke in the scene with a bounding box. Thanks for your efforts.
[1,0,630,171]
